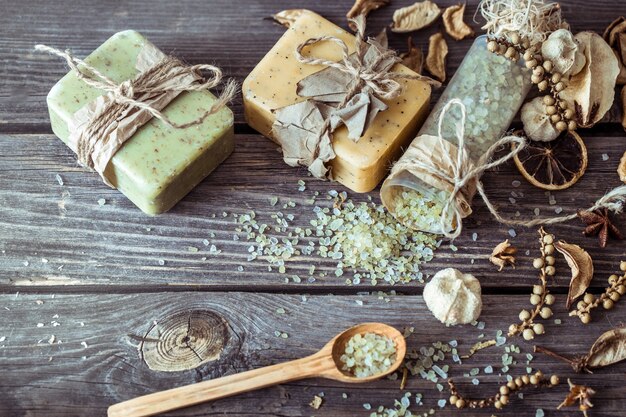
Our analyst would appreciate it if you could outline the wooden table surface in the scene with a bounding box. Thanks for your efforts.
[1,1,625,416]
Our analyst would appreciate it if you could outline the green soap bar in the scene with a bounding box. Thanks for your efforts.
[46,30,234,215]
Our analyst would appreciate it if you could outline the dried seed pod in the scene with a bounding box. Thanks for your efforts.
[603,16,626,85]
[424,32,448,82]
[569,266,625,323]
[442,3,474,41]
[391,0,441,33]
[521,97,560,142]
[560,31,620,128]
[489,239,517,271]
[535,327,626,373]
[400,36,424,74]
[347,0,390,29]
[554,240,594,309]
[541,29,583,76]
[270,9,308,28]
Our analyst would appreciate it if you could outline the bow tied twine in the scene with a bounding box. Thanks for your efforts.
[272,15,439,179]
[35,43,236,186]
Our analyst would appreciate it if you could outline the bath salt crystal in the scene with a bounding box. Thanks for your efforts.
[509,197,516,204]
[536,409,545,417]
[472,232,478,241]
[508,229,517,237]
[512,180,521,187]
[97,198,106,206]
[555,206,563,214]
[55,174,64,186]
[437,399,446,408]
[534,208,540,216]
[602,153,609,161]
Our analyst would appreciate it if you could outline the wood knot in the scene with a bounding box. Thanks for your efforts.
[141,310,229,372]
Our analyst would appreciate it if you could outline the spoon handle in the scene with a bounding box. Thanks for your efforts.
[107,352,336,417]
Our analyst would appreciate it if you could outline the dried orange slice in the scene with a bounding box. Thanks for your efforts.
[513,131,588,190]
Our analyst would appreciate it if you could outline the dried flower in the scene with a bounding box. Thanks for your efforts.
[391,0,441,33]
[554,240,593,309]
[489,239,517,271]
[448,370,559,410]
[442,4,474,41]
[400,37,424,74]
[535,327,626,373]
[569,262,626,323]
[425,32,448,82]
[603,16,626,85]
[541,29,585,76]
[557,379,595,417]
[347,0,390,30]
[508,228,555,339]
[577,208,624,248]
[521,97,560,142]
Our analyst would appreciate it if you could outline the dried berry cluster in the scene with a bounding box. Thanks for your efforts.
[487,33,577,132]
[570,261,626,323]
[508,228,555,340]
[448,371,559,410]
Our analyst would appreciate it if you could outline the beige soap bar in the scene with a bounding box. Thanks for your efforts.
[243,10,431,192]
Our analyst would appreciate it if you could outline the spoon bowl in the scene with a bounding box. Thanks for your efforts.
[108,322,406,417]
[323,322,407,383]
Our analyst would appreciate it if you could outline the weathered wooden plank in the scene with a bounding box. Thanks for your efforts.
[1,0,625,130]
[0,292,624,417]
[1,133,625,290]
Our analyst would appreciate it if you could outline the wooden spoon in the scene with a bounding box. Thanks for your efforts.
[108,322,406,417]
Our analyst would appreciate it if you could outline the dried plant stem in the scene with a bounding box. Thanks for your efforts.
[533,345,590,373]
[448,370,559,410]
[508,227,555,338]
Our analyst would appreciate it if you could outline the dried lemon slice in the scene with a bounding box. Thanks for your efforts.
[514,131,588,190]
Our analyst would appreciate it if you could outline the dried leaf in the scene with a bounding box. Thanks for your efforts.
[560,31,620,128]
[555,240,594,309]
[442,3,474,41]
[461,339,496,359]
[391,1,441,33]
[618,149,626,183]
[489,239,517,271]
[557,379,595,417]
[603,16,626,85]
[347,0,390,30]
[586,327,626,369]
[271,9,307,28]
[424,32,448,82]
[400,37,424,74]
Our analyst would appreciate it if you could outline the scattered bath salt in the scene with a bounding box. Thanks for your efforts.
[237,265,244,272]
[81,341,88,348]
[355,300,364,306]
[342,393,348,399]
[157,259,165,266]
[509,197,516,204]
[309,395,323,409]
[55,174,64,186]
[23,261,29,267]
[437,399,446,408]
[0,336,5,342]
[555,206,563,214]
[484,365,493,374]
[472,232,478,241]
[269,196,279,206]
[602,153,610,161]
[48,335,56,344]
[536,409,545,417]
[508,229,517,237]
[35,300,44,305]
[187,246,199,253]
[472,378,480,385]
[525,249,530,256]
[512,180,521,187]
[363,403,372,410]
[297,180,306,192]
[534,208,540,216]
[554,318,562,325]
[97,198,106,206]
[275,307,286,314]
[202,239,210,246]
[476,321,485,330]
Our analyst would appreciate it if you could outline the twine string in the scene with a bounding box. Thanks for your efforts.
[35,43,236,169]
[407,99,626,239]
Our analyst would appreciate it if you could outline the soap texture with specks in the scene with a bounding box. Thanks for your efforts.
[46,30,234,215]
[242,10,431,193]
